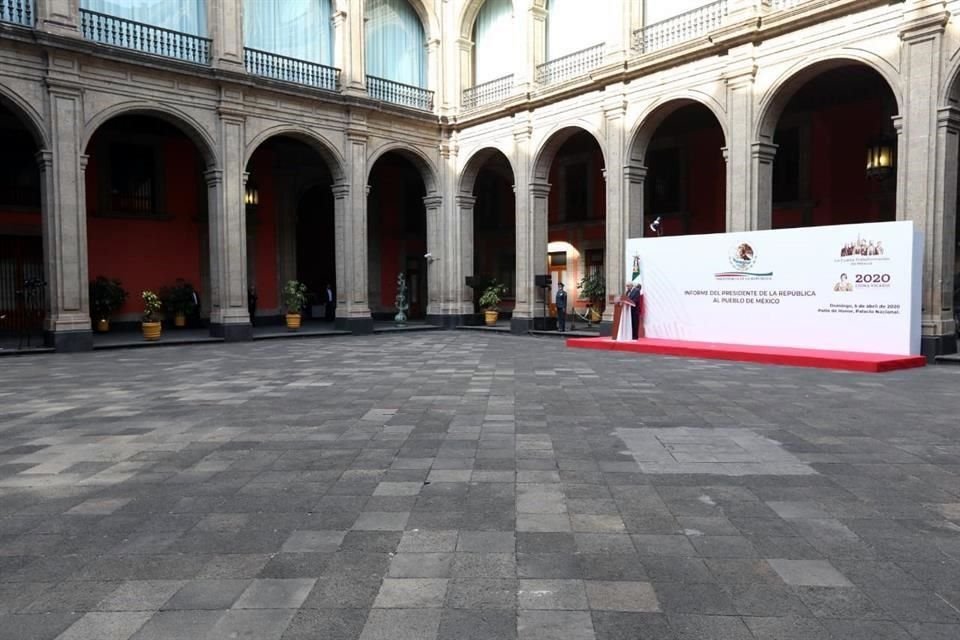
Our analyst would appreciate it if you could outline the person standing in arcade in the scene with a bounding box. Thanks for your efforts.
[628,283,644,339]
[556,282,568,333]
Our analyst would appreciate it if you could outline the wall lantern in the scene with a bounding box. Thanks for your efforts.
[866,138,895,179]
[244,182,259,209]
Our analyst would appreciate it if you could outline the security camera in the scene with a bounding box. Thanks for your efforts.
[424,253,434,261]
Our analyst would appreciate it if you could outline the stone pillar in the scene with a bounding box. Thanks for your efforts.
[751,142,778,230]
[207,110,251,340]
[602,94,628,331]
[513,180,549,333]
[899,0,955,355]
[456,37,473,109]
[529,4,547,82]
[36,0,79,36]
[604,0,632,67]
[423,194,444,319]
[624,163,647,239]
[209,0,245,71]
[427,37,441,113]
[456,194,477,322]
[41,81,91,351]
[335,122,373,333]
[339,0,366,96]
[932,106,960,352]
[723,50,758,232]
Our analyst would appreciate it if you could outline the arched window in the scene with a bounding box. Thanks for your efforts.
[473,0,513,84]
[80,0,207,35]
[244,0,334,66]
[365,0,427,87]
[546,0,605,60]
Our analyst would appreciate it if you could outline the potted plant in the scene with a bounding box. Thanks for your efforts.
[282,280,307,330]
[88,276,128,332]
[161,280,197,328]
[141,290,162,340]
[479,280,507,326]
[578,272,605,325]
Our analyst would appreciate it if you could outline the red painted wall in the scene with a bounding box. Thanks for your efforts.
[249,148,279,310]
[85,136,204,317]
[774,96,893,228]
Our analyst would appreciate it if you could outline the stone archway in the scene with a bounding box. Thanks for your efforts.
[0,95,46,346]
[518,125,606,333]
[627,98,728,239]
[244,135,342,327]
[756,59,902,230]
[459,147,516,324]
[83,112,215,339]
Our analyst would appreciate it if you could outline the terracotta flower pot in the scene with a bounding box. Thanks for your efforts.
[95,318,110,333]
[142,321,161,341]
[484,309,499,326]
[286,313,302,330]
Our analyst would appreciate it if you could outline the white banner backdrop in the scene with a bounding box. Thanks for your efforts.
[625,221,923,355]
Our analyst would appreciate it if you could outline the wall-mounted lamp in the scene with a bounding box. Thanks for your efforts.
[866,138,895,180]
[245,182,260,210]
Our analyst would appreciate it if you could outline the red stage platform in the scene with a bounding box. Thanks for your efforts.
[566,337,926,373]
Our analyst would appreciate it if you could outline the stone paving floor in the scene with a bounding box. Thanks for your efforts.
[0,333,959,639]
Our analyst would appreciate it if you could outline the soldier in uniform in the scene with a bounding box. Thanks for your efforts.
[556,282,568,332]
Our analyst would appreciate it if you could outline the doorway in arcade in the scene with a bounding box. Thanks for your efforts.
[368,152,428,320]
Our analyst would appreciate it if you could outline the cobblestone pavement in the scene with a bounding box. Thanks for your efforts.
[1,333,960,639]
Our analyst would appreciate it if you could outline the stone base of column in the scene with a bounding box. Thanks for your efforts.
[598,321,613,337]
[921,333,958,359]
[511,317,556,333]
[210,323,253,341]
[426,314,476,328]
[45,329,93,352]
[336,317,374,334]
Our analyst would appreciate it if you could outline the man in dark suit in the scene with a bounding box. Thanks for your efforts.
[628,283,643,339]
[324,283,336,322]
[555,283,568,332]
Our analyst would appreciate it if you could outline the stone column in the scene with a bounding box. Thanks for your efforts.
[932,106,960,351]
[456,194,477,322]
[456,37,473,109]
[529,4,547,84]
[513,180,549,333]
[624,163,647,239]
[339,0,366,96]
[604,0,632,67]
[723,49,758,232]
[899,0,955,355]
[602,94,628,331]
[751,142,778,230]
[207,110,251,340]
[36,0,79,36]
[335,122,373,333]
[427,37,441,113]
[209,0,245,71]
[423,194,444,319]
[41,81,91,351]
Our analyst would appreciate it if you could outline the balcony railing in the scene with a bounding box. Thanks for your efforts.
[79,9,211,65]
[0,0,33,26]
[536,43,605,86]
[367,75,434,111]
[244,48,340,92]
[463,74,514,110]
[633,0,728,54]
